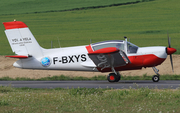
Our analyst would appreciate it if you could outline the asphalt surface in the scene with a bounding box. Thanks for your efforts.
[0,80,180,89]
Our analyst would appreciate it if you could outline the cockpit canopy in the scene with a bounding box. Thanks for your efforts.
[91,40,138,54]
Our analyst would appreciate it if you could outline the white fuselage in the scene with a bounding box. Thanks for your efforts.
[13,45,98,71]
[13,45,168,72]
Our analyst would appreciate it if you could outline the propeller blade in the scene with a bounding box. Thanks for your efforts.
[168,37,171,48]
[169,54,174,72]
[167,32,175,72]
[167,31,171,48]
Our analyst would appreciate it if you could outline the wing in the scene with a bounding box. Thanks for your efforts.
[88,47,130,71]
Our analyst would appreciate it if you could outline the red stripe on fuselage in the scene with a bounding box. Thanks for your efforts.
[3,21,28,30]
[85,45,166,72]
[98,54,165,72]
[86,45,93,53]
[142,54,165,67]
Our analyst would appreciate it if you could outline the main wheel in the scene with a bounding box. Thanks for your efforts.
[116,72,121,82]
[107,73,120,82]
[152,75,159,82]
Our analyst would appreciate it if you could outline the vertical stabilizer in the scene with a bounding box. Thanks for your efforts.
[3,21,43,58]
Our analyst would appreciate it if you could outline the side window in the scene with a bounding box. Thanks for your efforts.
[93,43,124,51]
[93,43,116,51]
[127,42,138,53]
[116,43,124,51]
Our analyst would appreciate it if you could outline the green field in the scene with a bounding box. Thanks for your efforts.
[0,86,180,112]
[0,0,180,55]
[0,0,140,15]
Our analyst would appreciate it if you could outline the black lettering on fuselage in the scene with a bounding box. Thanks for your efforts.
[53,57,58,64]
[68,56,74,63]
[62,56,68,63]
[81,54,86,62]
[74,55,80,62]
[53,54,87,64]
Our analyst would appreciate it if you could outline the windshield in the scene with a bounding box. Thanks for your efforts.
[127,42,138,53]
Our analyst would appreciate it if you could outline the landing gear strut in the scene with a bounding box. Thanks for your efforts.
[152,67,160,82]
[107,72,121,82]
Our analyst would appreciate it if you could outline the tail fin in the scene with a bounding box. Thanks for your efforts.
[3,21,43,58]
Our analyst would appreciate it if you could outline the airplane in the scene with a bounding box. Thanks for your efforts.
[3,20,177,82]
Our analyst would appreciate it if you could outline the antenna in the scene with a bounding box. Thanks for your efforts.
[51,41,53,48]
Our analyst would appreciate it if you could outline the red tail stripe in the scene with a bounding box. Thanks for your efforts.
[3,21,28,30]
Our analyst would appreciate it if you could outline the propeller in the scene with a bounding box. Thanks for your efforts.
[168,36,174,72]
[166,32,176,72]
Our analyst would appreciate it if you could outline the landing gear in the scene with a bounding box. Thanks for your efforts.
[107,72,121,82]
[152,67,160,82]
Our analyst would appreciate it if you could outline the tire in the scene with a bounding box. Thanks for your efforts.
[107,73,120,82]
[152,75,159,82]
[116,73,121,82]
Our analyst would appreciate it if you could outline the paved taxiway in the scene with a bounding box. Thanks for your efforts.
[0,80,180,89]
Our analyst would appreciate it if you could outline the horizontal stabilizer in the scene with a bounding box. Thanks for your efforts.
[6,55,29,59]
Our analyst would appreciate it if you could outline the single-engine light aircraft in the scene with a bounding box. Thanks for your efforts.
[3,20,177,82]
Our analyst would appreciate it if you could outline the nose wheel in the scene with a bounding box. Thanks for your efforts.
[152,67,160,82]
[107,72,121,82]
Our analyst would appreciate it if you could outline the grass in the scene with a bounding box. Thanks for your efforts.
[0,74,180,81]
[0,0,180,55]
[0,86,180,112]
[0,0,141,15]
